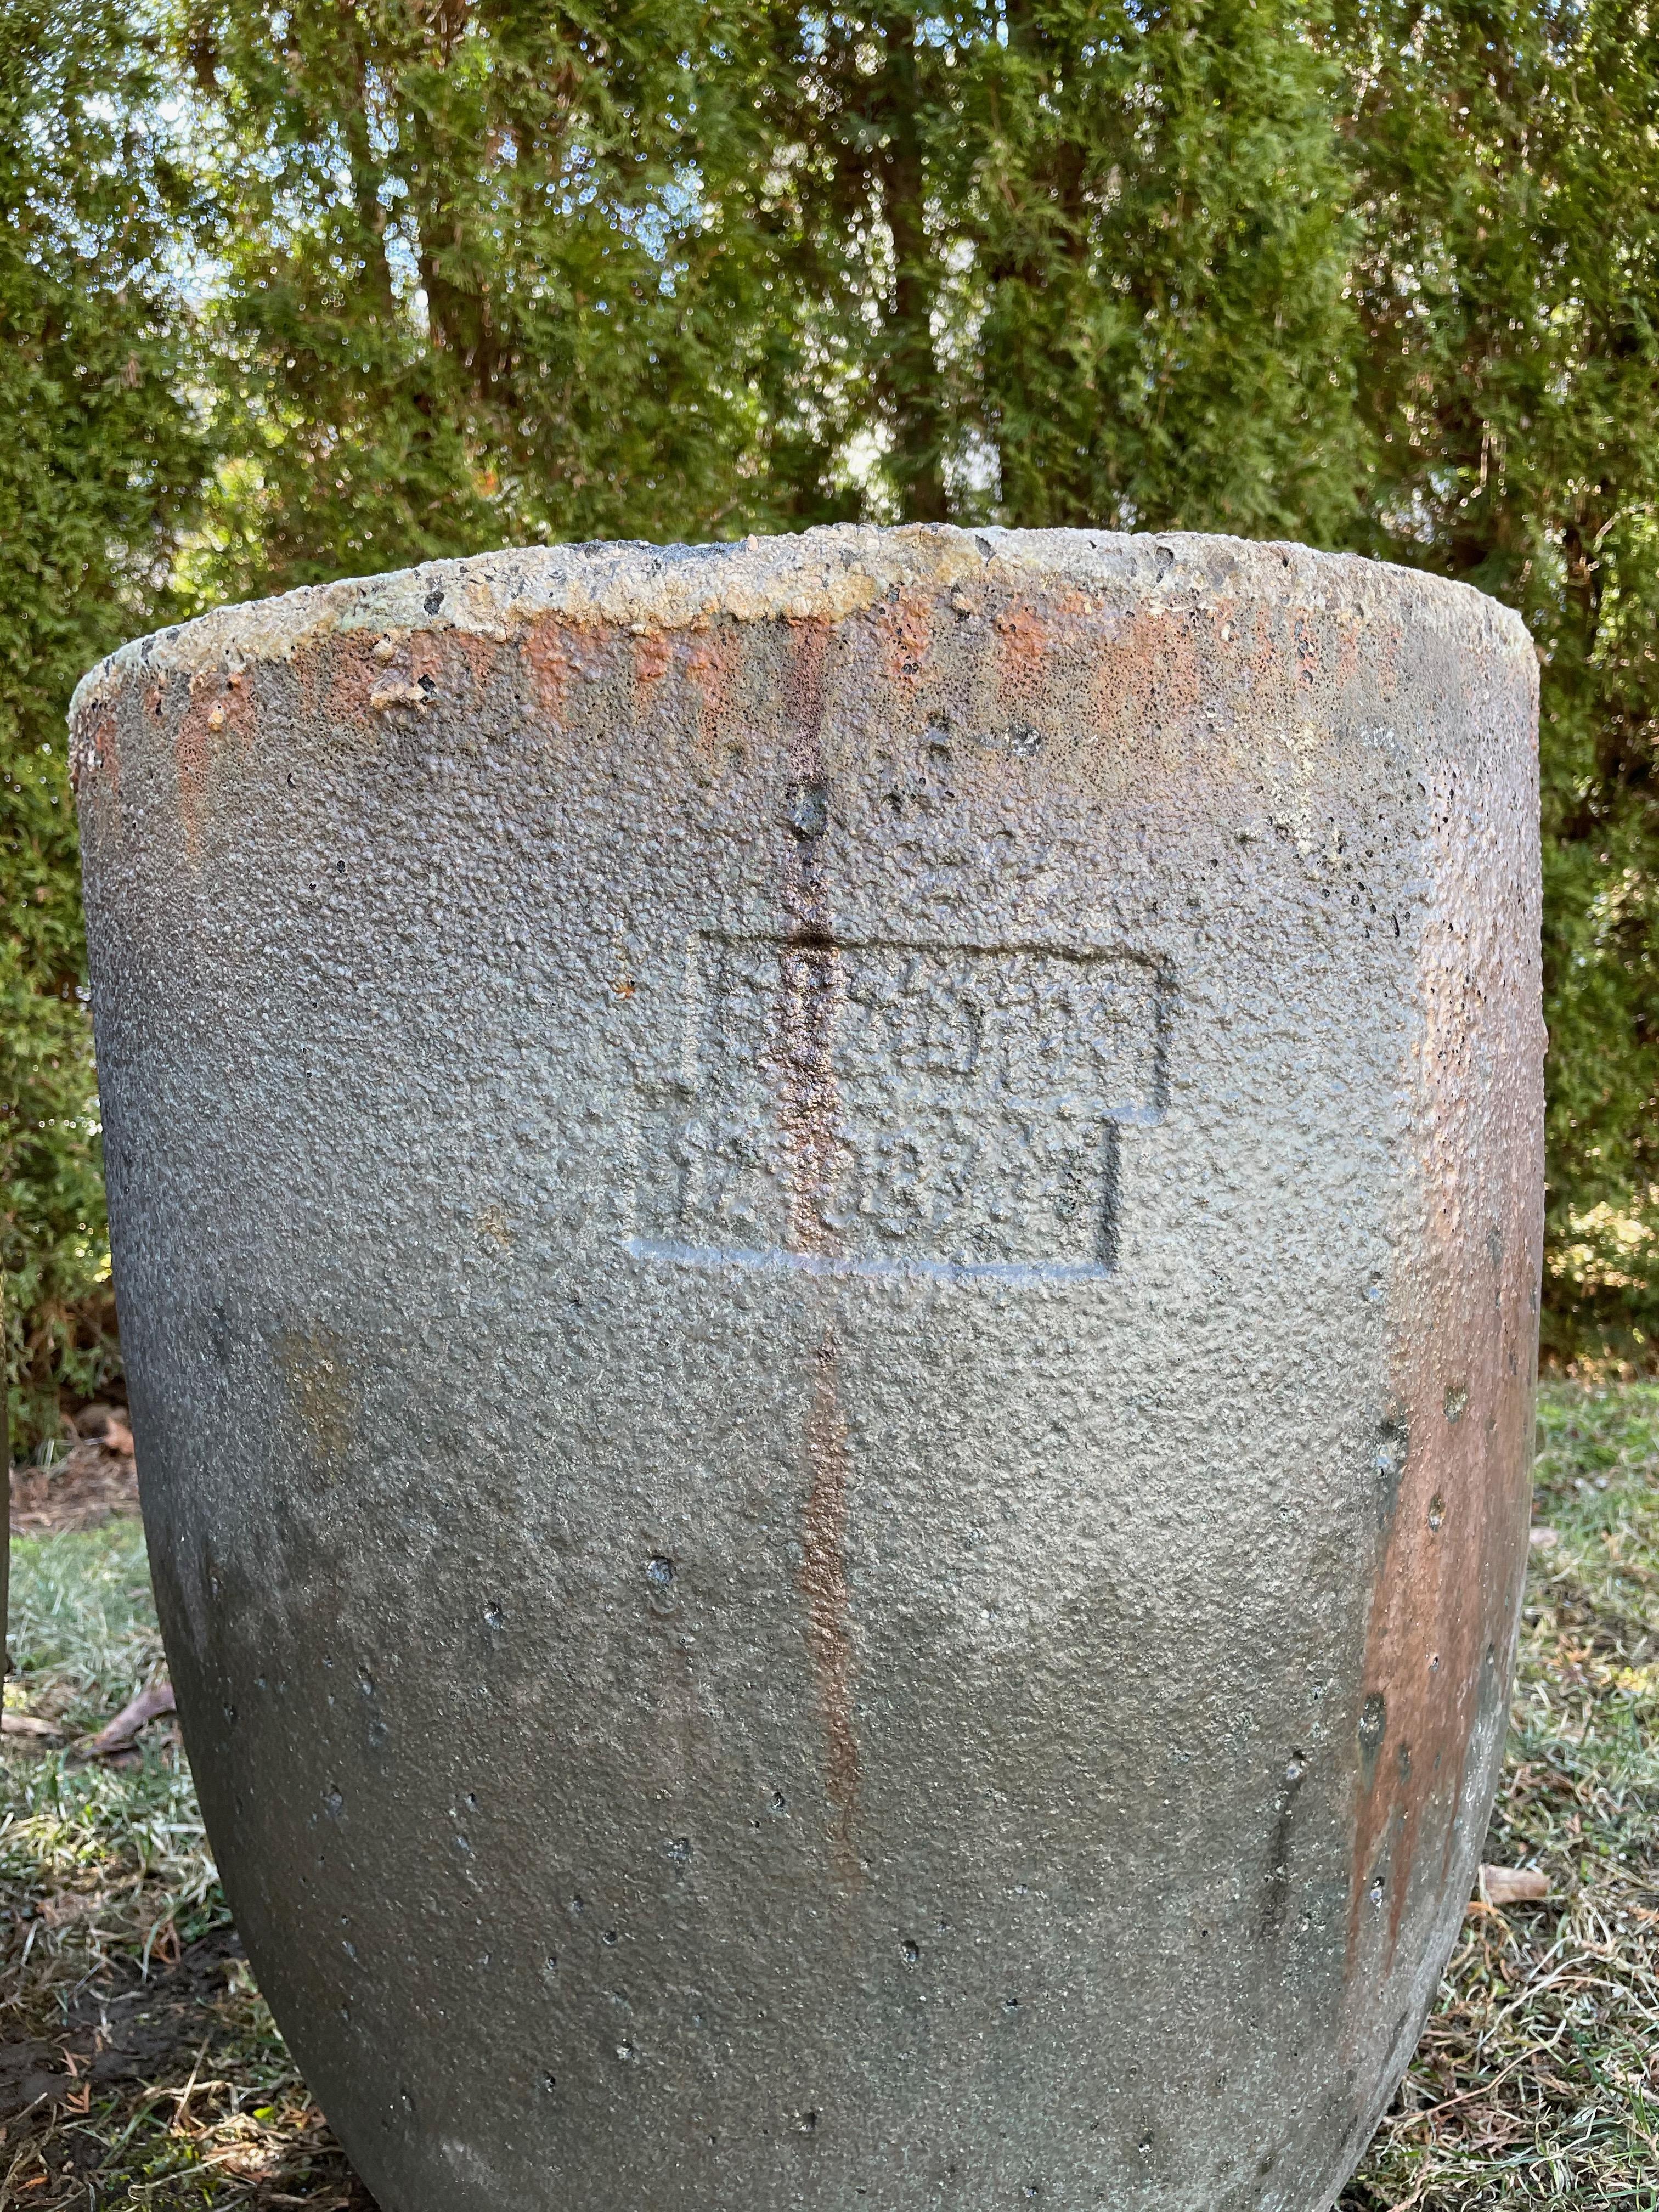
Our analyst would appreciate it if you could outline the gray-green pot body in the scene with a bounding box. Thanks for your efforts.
[73,526,1543,2211]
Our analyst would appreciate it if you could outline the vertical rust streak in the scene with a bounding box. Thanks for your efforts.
[774,616,847,1259]
[776,619,860,1870]
[1345,691,1543,1987]
[780,617,837,939]
[778,945,841,1255]
[800,1326,860,1877]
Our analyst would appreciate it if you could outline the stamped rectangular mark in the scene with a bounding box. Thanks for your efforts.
[630,935,1167,1281]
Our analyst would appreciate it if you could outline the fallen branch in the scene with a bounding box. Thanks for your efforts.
[2,1711,65,1741]
[72,1678,176,1760]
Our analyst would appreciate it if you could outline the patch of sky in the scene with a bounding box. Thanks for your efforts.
[945,428,1001,507]
[607,167,709,284]
[1379,484,1441,546]
[837,423,898,521]
[364,74,403,163]
[385,228,424,314]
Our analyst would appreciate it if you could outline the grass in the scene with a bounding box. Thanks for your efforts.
[1,1522,366,2207]
[3,1384,1657,2208]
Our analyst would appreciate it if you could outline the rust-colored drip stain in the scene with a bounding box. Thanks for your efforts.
[174,669,257,848]
[1085,604,1209,741]
[1244,600,1282,682]
[74,709,119,801]
[1376,616,1404,703]
[777,942,843,1256]
[771,618,845,1252]
[317,627,509,743]
[632,627,674,692]
[320,632,393,727]
[1344,1364,1525,1967]
[877,590,937,687]
[1333,611,1364,693]
[777,616,839,932]
[1294,613,1322,691]
[420,625,504,699]
[991,599,1052,678]
[1346,721,1543,1983]
[521,618,580,724]
[770,617,862,1872]
[682,624,745,775]
[799,1327,861,1878]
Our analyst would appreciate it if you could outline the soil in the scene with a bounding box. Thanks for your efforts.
[9,1443,140,1537]
[0,1925,380,2207]
[0,1926,249,2125]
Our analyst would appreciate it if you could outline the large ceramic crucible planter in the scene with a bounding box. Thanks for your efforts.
[72,526,1543,2212]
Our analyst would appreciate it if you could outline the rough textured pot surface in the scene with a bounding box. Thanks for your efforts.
[72,526,1543,2212]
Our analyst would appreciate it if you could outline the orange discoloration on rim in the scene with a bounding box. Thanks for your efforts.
[992,600,1051,678]
[405,630,448,698]
[1333,610,1364,694]
[428,625,507,699]
[1243,601,1281,684]
[320,633,391,728]
[1293,612,1322,693]
[174,668,257,848]
[877,590,938,689]
[521,618,581,725]
[72,710,119,800]
[632,628,674,693]
[1085,605,1209,743]
[1375,616,1404,704]
[328,625,506,726]
[680,623,744,775]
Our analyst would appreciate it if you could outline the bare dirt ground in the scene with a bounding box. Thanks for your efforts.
[9,1438,139,1539]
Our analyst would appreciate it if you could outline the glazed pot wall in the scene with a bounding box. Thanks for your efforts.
[72,527,1543,2212]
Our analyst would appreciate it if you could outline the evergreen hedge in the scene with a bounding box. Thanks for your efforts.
[5,1,1656,1448]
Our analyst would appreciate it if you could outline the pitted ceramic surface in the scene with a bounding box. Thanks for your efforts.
[69,522,1528,727]
[75,527,1542,2212]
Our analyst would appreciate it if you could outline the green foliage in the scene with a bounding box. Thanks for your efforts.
[170,1,1367,566]
[6,0,1659,1423]
[0,0,208,1451]
[702,1,1362,527]
[1330,0,1659,1361]
[968,0,1362,537]
[171,0,795,593]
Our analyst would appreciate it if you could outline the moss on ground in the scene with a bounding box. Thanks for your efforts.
[3,1385,1656,2207]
